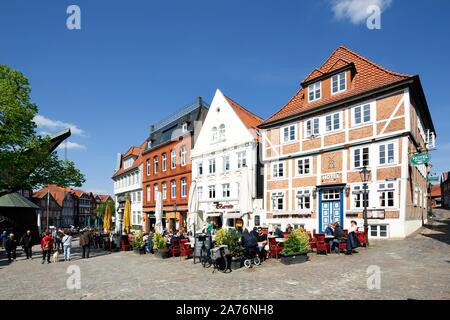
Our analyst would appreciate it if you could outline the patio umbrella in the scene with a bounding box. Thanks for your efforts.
[103,204,112,234]
[239,166,253,227]
[187,180,199,234]
[123,197,132,233]
[155,191,163,233]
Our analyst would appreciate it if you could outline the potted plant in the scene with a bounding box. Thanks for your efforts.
[131,231,144,254]
[280,228,310,265]
[215,228,243,270]
[153,232,168,259]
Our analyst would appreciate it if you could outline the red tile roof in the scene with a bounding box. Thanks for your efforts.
[112,141,146,178]
[430,184,441,197]
[224,95,264,129]
[261,46,413,126]
[33,185,84,207]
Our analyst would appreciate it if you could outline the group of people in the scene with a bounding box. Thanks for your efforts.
[1,231,34,262]
[40,229,74,263]
[324,220,360,255]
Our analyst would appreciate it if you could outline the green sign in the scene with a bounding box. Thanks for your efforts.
[410,153,430,165]
[427,176,439,182]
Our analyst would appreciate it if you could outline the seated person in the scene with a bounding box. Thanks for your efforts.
[256,228,267,253]
[324,223,334,236]
[345,220,360,255]
[285,224,293,233]
[273,225,283,238]
[250,227,259,239]
[332,222,344,252]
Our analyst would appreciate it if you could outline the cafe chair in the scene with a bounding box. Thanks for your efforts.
[169,239,181,257]
[357,231,369,247]
[308,232,317,252]
[314,234,329,255]
[179,242,193,260]
[268,237,283,259]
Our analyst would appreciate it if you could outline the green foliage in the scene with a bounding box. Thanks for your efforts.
[282,228,310,255]
[131,231,144,249]
[95,200,115,219]
[215,228,244,258]
[153,232,167,250]
[0,64,85,196]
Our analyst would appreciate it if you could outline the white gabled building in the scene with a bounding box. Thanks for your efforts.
[112,143,145,232]
[190,89,264,231]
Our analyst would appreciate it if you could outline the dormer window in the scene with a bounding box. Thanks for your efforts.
[308,82,321,102]
[147,141,152,149]
[182,123,188,132]
[332,72,346,94]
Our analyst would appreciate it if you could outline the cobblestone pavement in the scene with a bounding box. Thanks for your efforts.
[1,210,449,300]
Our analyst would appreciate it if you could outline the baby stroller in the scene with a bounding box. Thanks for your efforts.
[243,245,261,268]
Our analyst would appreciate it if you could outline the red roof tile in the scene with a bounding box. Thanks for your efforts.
[430,184,441,197]
[112,141,146,178]
[224,95,264,129]
[261,46,413,126]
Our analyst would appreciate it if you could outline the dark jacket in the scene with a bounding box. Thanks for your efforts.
[20,234,33,248]
[5,239,17,251]
[334,226,344,240]
[79,232,92,246]
[241,232,258,249]
[274,228,283,238]
[324,227,334,236]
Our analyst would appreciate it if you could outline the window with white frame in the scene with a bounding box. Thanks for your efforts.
[162,153,167,171]
[308,82,321,102]
[271,192,284,210]
[296,189,311,210]
[379,142,395,165]
[332,72,346,94]
[305,118,320,137]
[162,183,167,200]
[137,191,141,202]
[378,183,395,208]
[369,225,388,238]
[197,162,203,176]
[146,186,150,202]
[419,189,423,208]
[208,185,216,199]
[197,186,203,200]
[353,146,370,168]
[171,180,176,199]
[352,185,369,209]
[181,178,187,198]
[325,112,340,132]
[209,159,216,174]
[237,151,247,169]
[353,104,371,125]
[414,185,419,206]
[222,183,230,198]
[223,155,230,172]
[272,162,284,178]
[297,157,311,175]
[153,184,158,201]
[219,124,226,141]
[211,127,218,143]
[153,156,158,174]
[181,145,187,166]
[171,149,176,169]
[182,123,188,132]
[282,125,296,143]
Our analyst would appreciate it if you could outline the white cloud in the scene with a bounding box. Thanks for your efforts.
[34,115,85,136]
[57,141,86,151]
[331,0,392,24]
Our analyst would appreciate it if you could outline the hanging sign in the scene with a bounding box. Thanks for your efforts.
[410,153,430,165]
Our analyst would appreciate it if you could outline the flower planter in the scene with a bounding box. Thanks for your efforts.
[280,253,309,265]
[230,257,243,270]
[154,249,169,259]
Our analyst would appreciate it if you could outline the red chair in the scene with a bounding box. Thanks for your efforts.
[357,231,369,247]
[308,232,316,252]
[179,242,193,259]
[343,229,348,237]
[268,237,283,259]
[169,239,181,257]
[120,236,131,251]
[282,232,291,238]
[315,234,329,255]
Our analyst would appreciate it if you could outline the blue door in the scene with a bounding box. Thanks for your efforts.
[319,188,343,232]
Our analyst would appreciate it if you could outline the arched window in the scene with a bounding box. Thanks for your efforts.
[219,124,225,141]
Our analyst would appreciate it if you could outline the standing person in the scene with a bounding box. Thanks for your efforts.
[1,231,8,248]
[20,230,34,259]
[55,229,63,253]
[79,229,92,259]
[62,231,72,261]
[41,231,53,264]
[51,227,57,249]
[5,233,17,262]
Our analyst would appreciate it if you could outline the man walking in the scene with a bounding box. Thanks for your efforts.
[62,230,73,261]
[79,229,92,259]
[20,230,34,259]
[5,233,17,262]
[41,231,53,264]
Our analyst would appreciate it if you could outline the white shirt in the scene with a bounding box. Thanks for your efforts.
[62,235,72,247]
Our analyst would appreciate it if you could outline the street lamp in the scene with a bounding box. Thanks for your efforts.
[359,165,371,246]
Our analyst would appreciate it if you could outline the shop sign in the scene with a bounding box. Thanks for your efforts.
[214,202,234,209]
[410,153,430,165]
[321,173,340,183]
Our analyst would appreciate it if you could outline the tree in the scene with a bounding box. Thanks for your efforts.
[0,64,85,196]
[95,200,115,219]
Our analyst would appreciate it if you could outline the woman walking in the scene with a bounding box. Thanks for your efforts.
[62,230,73,261]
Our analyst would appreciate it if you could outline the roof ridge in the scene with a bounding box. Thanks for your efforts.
[224,95,264,123]
[338,45,413,78]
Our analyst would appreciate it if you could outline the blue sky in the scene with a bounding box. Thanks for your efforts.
[1,0,449,195]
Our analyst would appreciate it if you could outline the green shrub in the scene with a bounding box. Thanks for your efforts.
[131,231,144,249]
[214,228,244,258]
[153,232,167,250]
[282,228,310,255]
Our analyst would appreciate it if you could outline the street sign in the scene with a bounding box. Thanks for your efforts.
[410,153,430,165]
[427,176,439,182]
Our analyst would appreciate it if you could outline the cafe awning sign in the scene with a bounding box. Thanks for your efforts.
[410,153,430,165]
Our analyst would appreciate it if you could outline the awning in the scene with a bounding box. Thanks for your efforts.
[0,193,40,209]
[206,212,222,217]
[224,212,243,219]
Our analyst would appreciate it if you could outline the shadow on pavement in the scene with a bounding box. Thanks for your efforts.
[420,209,450,245]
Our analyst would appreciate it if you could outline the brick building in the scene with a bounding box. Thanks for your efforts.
[258,46,436,239]
[441,172,450,209]
[142,97,208,232]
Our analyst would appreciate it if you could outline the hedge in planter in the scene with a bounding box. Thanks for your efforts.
[215,228,243,269]
[131,231,145,254]
[153,232,169,258]
[280,228,310,265]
